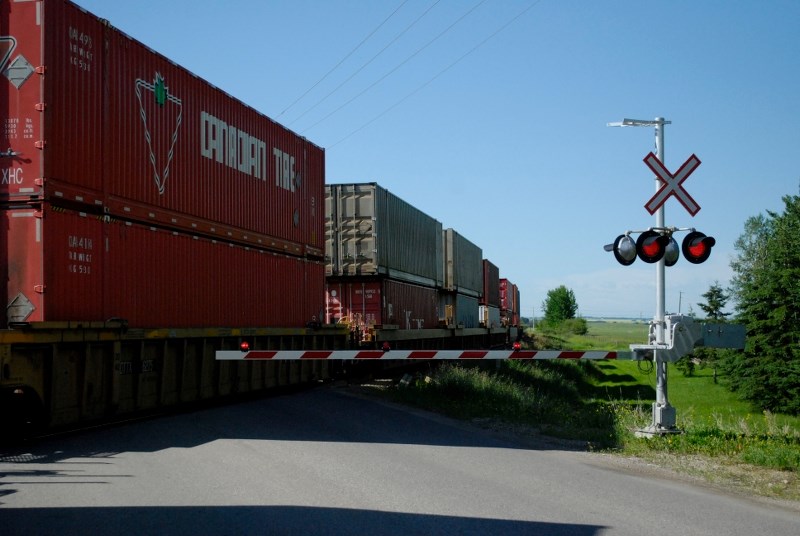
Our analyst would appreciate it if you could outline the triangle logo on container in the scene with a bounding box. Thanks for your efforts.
[0,36,15,72]
[135,72,184,195]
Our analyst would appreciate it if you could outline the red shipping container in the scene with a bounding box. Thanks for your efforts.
[500,279,511,311]
[325,278,439,332]
[2,0,324,257]
[4,204,324,328]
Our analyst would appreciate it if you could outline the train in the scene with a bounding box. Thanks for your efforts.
[0,0,520,437]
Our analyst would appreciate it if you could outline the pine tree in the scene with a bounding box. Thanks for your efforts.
[722,195,800,414]
[677,282,729,378]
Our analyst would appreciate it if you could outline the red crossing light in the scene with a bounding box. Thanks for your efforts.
[636,230,670,264]
[682,231,716,264]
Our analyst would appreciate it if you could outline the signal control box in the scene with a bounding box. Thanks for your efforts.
[630,315,745,362]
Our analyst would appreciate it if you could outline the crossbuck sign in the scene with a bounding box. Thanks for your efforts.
[643,152,702,216]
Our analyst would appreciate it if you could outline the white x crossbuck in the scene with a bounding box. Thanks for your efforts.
[643,152,702,216]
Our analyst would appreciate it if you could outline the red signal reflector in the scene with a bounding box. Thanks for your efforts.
[240,341,250,352]
[682,231,715,264]
[636,230,670,264]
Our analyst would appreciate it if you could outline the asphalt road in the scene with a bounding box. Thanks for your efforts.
[1,386,798,535]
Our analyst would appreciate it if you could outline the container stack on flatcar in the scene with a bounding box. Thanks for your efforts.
[325,183,516,349]
[1,0,522,436]
[500,279,522,327]
[480,260,502,328]
[0,0,344,435]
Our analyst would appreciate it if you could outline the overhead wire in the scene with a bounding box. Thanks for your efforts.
[327,0,542,148]
[299,0,488,135]
[277,0,410,118]
[287,0,442,126]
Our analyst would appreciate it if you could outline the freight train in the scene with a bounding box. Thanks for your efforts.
[0,0,520,436]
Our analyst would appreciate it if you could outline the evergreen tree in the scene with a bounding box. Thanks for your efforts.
[722,195,800,414]
[676,282,729,378]
[697,282,730,321]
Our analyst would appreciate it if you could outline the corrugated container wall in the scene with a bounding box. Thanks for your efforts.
[500,279,510,311]
[9,0,325,253]
[325,277,439,332]
[499,279,521,327]
[455,293,480,329]
[479,305,501,328]
[443,229,483,297]
[5,205,323,327]
[1,0,325,327]
[481,259,500,307]
[325,183,443,288]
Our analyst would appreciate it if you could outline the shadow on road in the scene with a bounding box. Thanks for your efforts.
[0,387,569,464]
[0,504,607,535]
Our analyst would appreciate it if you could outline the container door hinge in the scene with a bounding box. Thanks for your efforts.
[34,285,46,294]
[36,103,47,111]
[36,65,47,75]
[34,210,43,218]
[35,140,46,150]
[34,177,45,186]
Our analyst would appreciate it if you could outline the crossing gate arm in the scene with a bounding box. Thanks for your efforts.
[216,349,633,361]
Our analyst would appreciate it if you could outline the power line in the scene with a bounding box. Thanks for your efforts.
[287,0,441,126]
[327,0,542,149]
[300,0,488,134]
[277,0,410,118]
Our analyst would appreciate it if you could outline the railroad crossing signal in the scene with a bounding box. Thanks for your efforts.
[605,229,715,266]
[643,152,702,216]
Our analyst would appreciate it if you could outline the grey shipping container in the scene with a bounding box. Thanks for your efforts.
[482,259,501,307]
[443,229,483,297]
[439,292,480,328]
[326,183,443,287]
[479,305,502,328]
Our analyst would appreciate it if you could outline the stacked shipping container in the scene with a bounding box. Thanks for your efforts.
[325,183,503,334]
[440,228,483,328]
[480,259,501,328]
[325,183,442,287]
[2,0,325,327]
[500,279,521,327]
[325,183,446,334]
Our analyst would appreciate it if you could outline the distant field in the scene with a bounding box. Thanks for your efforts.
[549,319,650,351]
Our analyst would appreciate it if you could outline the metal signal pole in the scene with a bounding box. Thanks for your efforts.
[607,117,677,435]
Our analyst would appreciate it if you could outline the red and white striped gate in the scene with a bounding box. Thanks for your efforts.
[216,349,626,361]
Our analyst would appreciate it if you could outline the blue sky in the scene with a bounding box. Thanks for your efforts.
[72,0,799,319]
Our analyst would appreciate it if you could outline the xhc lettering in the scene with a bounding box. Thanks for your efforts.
[2,167,23,185]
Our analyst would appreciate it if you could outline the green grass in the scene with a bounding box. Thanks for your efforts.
[568,320,649,350]
[531,319,649,351]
